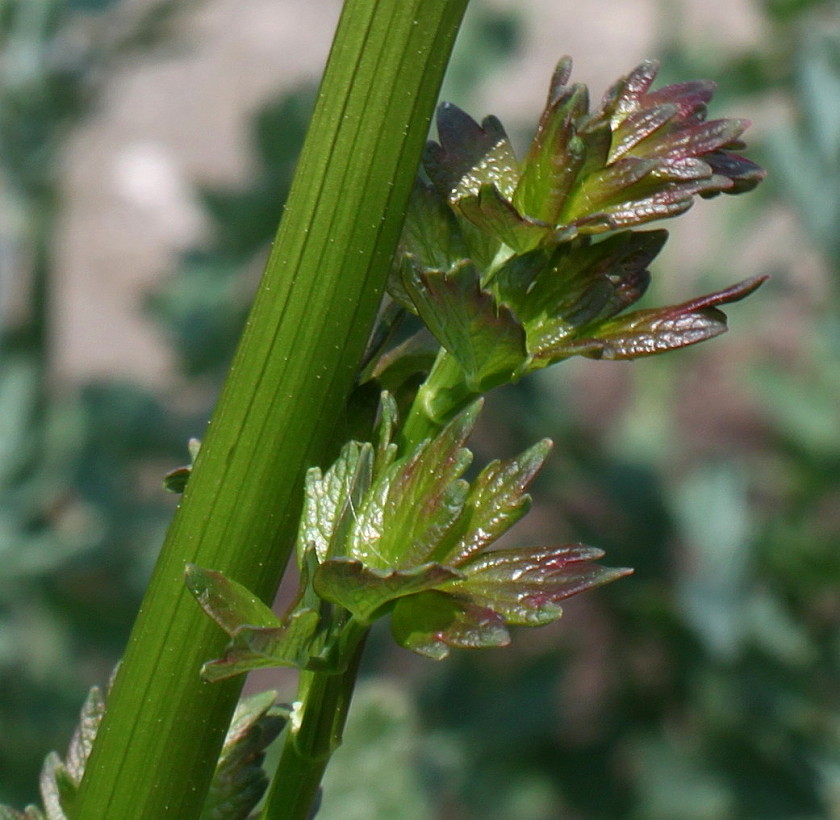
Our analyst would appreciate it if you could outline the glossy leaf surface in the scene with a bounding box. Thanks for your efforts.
[314,559,461,623]
[455,545,632,626]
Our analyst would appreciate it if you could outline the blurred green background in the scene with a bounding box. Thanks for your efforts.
[1,0,838,816]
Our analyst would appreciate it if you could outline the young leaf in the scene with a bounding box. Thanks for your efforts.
[390,590,509,660]
[372,391,400,478]
[200,692,287,820]
[297,440,374,563]
[200,608,321,683]
[39,754,70,820]
[314,558,462,623]
[507,231,664,355]
[315,558,462,624]
[454,184,549,253]
[397,178,469,273]
[424,104,519,203]
[454,545,633,626]
[30,683,109,820]
[513,79,588,224]
[348,402,481,569]
[543,275,767,361]
[61,685,105,787]
[186,565,284,635]
[401,258,527,391]
[431,439,553,566]
[185,565,321,680]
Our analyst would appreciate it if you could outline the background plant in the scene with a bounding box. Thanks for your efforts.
[1,1,839,818]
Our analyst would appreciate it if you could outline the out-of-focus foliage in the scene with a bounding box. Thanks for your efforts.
[406,5,840,820]
[0,0,199,805]
[3,0,839,816]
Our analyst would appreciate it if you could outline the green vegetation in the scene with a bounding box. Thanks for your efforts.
[1,1,838,818]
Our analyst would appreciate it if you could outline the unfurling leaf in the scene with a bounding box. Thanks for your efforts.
[282,395,630,660]
[418,56,764,249]
[347,401,481,569]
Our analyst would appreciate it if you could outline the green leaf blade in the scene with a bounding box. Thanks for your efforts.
[434,439,553,566]
[402,259,527,391]
[185,565,283,636]
[456,545,633,626]
[514,81,588,224]
[350,402,481,569]
[314,558,462,623]
[297,441,374,563]
[200,608,321,683]
[454,184,549,254]
[391,590,509,660]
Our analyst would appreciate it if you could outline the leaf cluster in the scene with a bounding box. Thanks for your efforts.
[188,394,628,672]
[386,58,766,403]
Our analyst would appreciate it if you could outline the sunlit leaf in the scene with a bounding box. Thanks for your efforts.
[425,104,519,202]
[508,231,664,355]
[185,565,283,635]
[432,439,553,566]
[297,440,374,563]
[314,559,462,623]
[348,403,481,569]
[455,545,632,626]
[539,275,767,361]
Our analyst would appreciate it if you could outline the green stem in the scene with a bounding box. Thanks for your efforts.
[73,1,468,817]
[259,346,478,817]
[261,629,368,820]
[400,348,477,446]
